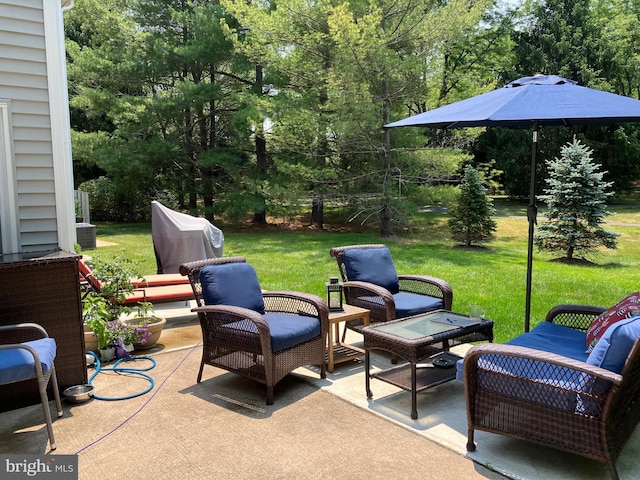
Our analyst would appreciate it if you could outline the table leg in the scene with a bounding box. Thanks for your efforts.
[365,350,372,398]
[411,363,418,420]
[328,319,335,373]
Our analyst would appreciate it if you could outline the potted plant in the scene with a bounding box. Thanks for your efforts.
[120,301,166,350]
[82,256,164,358]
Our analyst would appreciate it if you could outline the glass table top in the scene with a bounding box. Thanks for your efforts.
[370,310,484,340]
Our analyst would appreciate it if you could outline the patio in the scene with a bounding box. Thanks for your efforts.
[1,302,638,479]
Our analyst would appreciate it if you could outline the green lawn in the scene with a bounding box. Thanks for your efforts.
[86,207,640,344]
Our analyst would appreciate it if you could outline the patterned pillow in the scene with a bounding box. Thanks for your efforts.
[586,292,640,353]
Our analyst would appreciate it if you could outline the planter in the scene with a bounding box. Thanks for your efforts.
[122,316,166,350]
[99,347,115,362]
[84,325,99,353]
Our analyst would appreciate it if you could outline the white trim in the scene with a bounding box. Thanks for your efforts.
[44,0,76,251]
[0,100,20,254]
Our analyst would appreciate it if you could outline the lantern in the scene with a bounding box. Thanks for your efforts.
[326,277,343,312]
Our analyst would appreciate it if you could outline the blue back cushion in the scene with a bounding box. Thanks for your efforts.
[200,263,265,314]
[586,314,640,373]
[343,247,400,294]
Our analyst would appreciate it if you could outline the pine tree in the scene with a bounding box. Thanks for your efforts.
[448,165,497,247]
[535,138,618,261]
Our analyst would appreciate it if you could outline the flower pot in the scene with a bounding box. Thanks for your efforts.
[84,325,99,353]
[99,346,115,362]
[122,316,166,350]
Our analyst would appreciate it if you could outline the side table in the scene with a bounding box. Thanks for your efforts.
[327,304,370,372]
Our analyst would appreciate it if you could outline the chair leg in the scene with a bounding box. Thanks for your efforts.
[466,429,476,452]
[37,373,56,451]
[50,366,63,418]
[266,385,274,405]
[197,359,205,383]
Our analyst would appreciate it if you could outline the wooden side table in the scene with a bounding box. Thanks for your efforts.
[327,304,370,372]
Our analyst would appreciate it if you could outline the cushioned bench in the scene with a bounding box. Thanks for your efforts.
[79,259,194,305]
[462,295,640,480]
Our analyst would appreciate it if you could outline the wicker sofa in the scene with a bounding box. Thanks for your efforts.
[463,303,640,480]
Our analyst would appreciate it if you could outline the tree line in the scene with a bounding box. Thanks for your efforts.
[64,0,640,234]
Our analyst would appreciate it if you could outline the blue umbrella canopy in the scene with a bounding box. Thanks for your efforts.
[385,75,640,331]
[385,75,640,129]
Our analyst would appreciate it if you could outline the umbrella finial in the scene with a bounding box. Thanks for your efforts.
[507,75,577,88]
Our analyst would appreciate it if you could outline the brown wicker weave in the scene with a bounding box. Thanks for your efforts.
[0,250,86,412]
[179,257,328,405]
[330,245,453,335]
[0,323,63,450]
[464,304,639,480]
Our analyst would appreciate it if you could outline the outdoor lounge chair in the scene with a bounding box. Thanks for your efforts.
[79,259,194,305]
[179,257,328,405]
[0,323,63,450]
[330,244,453,336]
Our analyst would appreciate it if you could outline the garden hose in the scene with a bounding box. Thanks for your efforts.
[87,351,156,401]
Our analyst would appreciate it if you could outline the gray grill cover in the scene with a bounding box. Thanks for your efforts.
[151,201,224,273]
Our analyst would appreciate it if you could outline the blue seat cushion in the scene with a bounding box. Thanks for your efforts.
[457,322,588,384]
[200,263,265,314]
[0,338,57,384]
[506,321,589,363]
[343,247,399,294]
[586,314,640,373]
[393,292,443,318]
[220,313,321,353]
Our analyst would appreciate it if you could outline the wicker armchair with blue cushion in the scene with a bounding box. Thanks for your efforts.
[330,245,453,335]
[179,257,328,405]
[0,323,63,450]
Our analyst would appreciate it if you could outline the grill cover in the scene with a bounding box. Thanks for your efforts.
[151,201,224,273]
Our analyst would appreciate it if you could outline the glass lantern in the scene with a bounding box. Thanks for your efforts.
[326,277,343,312]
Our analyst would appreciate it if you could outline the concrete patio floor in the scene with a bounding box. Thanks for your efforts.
[3,301,638,479]
[0,301,508,480]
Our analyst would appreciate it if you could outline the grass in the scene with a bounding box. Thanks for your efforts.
[85,206,640,344]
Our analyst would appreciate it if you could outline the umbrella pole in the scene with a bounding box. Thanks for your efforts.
[525,122,539,332]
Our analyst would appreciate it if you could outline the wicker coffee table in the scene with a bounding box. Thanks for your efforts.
[363,310,493,419]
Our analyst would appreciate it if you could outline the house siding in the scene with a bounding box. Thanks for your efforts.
[0,0,58,252]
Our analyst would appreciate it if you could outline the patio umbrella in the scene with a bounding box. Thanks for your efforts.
[385,74,640,331]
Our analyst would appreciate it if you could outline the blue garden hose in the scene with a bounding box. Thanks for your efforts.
[87,351,156,401]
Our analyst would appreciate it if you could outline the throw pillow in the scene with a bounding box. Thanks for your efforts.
[586,314,640,373]
[586,292,640,353]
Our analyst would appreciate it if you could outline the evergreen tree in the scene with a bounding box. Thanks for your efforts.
[535,138,618,261]
[448,165,497,247]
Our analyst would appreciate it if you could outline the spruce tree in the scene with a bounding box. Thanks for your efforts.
[448,165,497,247]
[535,138,618,261]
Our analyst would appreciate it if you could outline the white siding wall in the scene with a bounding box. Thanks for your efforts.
[0,0,60,252]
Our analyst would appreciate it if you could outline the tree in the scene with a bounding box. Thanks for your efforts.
[481,0,640,199]
[535,138,618,261]
[448,165,497,247]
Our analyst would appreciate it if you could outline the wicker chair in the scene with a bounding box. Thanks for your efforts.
[330,245,453,337]
[0,323,63,450]
[464,304,640,480]
[179,257,328,405]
